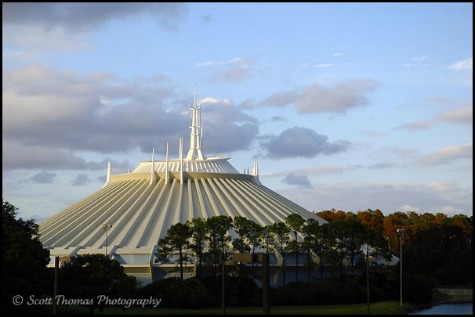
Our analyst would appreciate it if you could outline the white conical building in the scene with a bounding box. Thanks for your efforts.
[39,95,327,284]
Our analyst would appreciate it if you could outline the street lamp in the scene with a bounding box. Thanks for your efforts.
[397,228,405,307]
[103,224,112,257]
[366,244,370,315]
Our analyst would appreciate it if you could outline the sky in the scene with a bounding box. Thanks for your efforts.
[2,2,473,222]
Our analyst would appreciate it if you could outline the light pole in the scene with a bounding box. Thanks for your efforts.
[366,244,370,315]
[397,228,405,307]
[103,224,112,257]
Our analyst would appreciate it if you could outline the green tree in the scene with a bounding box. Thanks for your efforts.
[187,218,207,278]
[59,254,137,314]
[233,216,263,253]
[2,199,50,312]
[157,222,192,280]
[233,217,264,278]
[330,218,366,274]
[286,214,305,282]
[269,221,291,285]
[205,216,233,276]
[301,218,324,280]
[261,225,274,254]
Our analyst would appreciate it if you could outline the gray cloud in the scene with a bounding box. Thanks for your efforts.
[198,98,259,154]
[31,171,56,184]
[2,3,187,31]
[3,66,184,152]
[260,79,378,114]
[270,115,288,122]
[282,174,312,188]
[71,174,92,186]
[2,141,89,170]
[3,66,260,170]
[261,127,350,159]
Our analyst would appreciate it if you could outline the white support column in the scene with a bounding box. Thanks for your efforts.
[252,160,259,178]
[165,142,169,185]
[104,161,111,187]
[179,137,184,184]
[150,148,156,185]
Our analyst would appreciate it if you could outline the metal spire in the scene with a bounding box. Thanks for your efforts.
[185,87,204,161]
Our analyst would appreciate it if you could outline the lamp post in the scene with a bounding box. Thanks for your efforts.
[366,244,370,315]
[103,224,112,257]
[397,228,405,307]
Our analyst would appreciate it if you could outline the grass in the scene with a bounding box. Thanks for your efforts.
[49,300,407,315]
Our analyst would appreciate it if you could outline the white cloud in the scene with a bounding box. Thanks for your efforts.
[206,57,259,84]
[265,165,346,177]
[417,144,472,166]
[393,121,432,131]
[277,181,472,216]
[436,107,473,125]
[261,79,379,114]
[411,55,430,62]
[402,55,440,68]
[194,57,245,68]
[313,63,333,68]
[399,204,421,212]
[447,57,473,71]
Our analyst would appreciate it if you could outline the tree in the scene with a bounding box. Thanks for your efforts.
[329,218,366,275]
[316,209,348,222]
[269,222,291,285]
[383,211,410,255]
[157,222,192,280]
[286,214,305,282]
[205,216,233,276]
[59,254,137,314]
[2,199,50,312]
[301,218,330,281]
[233,217,264,278]
[356,209,385,234]
[187,218,207,278]
[233,216,263,254]
[261,225,274,254]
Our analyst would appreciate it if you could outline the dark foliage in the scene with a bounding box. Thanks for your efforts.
[2,199,51,313]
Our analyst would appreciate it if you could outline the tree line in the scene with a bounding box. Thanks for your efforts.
[157,209,472,286]
[316,208,472,285]
[157,213,394,285]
